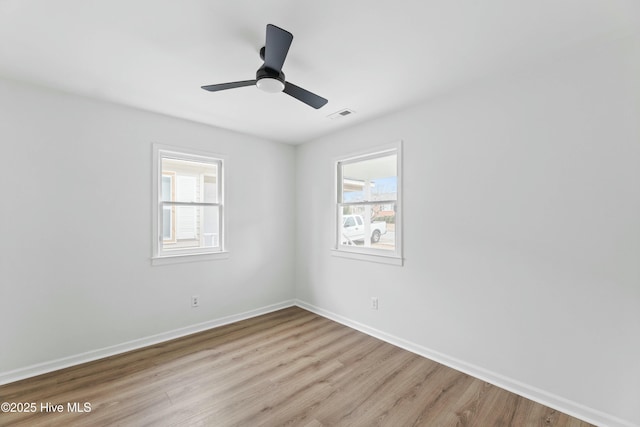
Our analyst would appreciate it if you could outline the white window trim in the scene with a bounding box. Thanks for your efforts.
[151,143,228,265]
[332,140,403,266]
[152,251,230,266]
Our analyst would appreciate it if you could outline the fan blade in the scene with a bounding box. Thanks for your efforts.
[264,24,293,72]
[201,80,256,92]
[283,82,328,109]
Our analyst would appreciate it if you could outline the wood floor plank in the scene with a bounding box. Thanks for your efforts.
[0,306,594,427]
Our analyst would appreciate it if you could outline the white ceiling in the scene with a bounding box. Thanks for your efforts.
[1,0,639,144]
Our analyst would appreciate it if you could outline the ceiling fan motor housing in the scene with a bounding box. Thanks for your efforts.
[256,66,285,93]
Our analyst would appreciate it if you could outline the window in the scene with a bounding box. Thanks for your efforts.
[152,145,226,264]
[334,142,402,265]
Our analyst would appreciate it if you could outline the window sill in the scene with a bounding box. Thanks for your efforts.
[151,251,229,266]
[330,249,403,266]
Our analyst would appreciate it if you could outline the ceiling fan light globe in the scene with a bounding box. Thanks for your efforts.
[256,77,285,93]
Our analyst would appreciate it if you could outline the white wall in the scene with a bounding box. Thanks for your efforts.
[0,77,296,376]
[295,34,640,426]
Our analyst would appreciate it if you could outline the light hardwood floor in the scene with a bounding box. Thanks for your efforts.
[0,307,592,426]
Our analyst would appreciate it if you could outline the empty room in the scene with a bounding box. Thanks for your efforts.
[1,1,638,426]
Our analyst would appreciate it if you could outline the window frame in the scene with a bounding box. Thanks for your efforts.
[152,144,228,265]
[332,141,403,266]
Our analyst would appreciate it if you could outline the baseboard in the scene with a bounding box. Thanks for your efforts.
[294,300,636,427]
[0,300,295,386]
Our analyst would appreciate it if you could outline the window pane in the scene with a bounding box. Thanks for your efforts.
[161,158,218,203]
[203,174,218,203]
[161,176,172,202]
[341,154,397,203]
[177,176,196,203]
[176,205,196,239]
[161,205,220,252]
[202,205,220,247]
[162,206,172,240]
[339,204,395,251]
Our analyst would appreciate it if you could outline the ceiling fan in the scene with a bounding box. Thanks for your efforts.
[201,24,328,109]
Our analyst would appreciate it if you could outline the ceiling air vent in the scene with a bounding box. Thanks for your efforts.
[327,108,355,120]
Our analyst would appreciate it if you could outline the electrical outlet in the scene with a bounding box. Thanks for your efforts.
[371,297,378,310]
[191,295,199,308]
